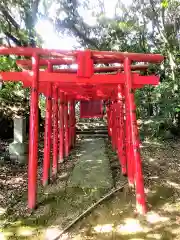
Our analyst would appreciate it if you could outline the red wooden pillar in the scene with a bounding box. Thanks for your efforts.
[59,91,64,162]
[117,85,127,175]
[108,103,112,137]
[121,88,127,175]
[115,105,119,150]
[72,101,76,147]
[124,57,147,214]
[52,86,58,178]
[106,103,110,137]
[69,100,76,148]
[28,53,39,210]
[124,74,134,186]
[69,100,72,149]
[42,64,53,186]
[111,104,114,142]
[42,83,52,186]
[125,101,134,185]
[64,95,69,158]
[109,102,113,138]
[111,103,116,150]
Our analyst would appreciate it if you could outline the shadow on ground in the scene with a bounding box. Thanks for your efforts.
[0,136,114,239]
[64,139,180,240]
[1,136,180,239]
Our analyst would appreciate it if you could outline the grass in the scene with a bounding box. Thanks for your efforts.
[1,129,180,239]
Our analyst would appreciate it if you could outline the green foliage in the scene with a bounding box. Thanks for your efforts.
[161,0,169,8]
[0,0,42,112]
[0,0,180,136]
[39,95,46,117]
[0,56,18,71]
[0,56,24,103]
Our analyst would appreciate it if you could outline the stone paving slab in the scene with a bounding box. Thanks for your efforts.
[68,137,113,189]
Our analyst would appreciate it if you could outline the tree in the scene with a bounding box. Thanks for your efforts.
[1,0,180,137]
[0,0,41,47]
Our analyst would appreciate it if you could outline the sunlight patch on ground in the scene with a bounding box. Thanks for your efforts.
[130,238,144,240]
[146,211,169,224]
[45,226,62,240]
[76,153,83,157]
[0,222,38,239]
[148,157,156,162]
[93,224,113,233]
[128,239,144,240]
[147,233,162,239]
[0,232,5,240]
[166,180,180,190]
[142,140,163,146]
[17,226,35,237]
[116,218,149,235]
[0,231,14,238]
[0,207,6,216]
[162,202,180,212]
[148,176,159,179]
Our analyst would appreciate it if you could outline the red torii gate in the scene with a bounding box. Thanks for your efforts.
[0,46,164,214]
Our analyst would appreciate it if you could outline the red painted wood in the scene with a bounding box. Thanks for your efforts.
[16,58,74,67]
[0,47,164,63]
[28,53,39,210]
[0,46,76,57]
[111,103,116,150]
[0,71,160,85]
[116,85,126,175]
[92,50,164,63]
[52,86,59,178]
[77,50,94,77]
[16,59,149,72]
[59,92,64,162]
[69,100,76,148]
[64,95,69,157]
[124,57,147,214]
[42,83,52,186]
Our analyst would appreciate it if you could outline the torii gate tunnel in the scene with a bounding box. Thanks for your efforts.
[0,47,164,214]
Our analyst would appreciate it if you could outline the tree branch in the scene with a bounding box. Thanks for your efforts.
[0,4,20,30]
[54,0,100,49]
[71,24,100,49]
[149,0,167,44]
[3,32,27,46]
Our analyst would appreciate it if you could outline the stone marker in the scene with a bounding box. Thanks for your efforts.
[9,116,28,164]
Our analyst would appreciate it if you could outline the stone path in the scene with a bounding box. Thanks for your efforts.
[44,135,114,239]
[68,137,113,189]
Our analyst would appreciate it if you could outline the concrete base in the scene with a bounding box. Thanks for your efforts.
[0,153,10,163]
[9,142,28,164]
[9,154,28,165]
[9,142,28,155]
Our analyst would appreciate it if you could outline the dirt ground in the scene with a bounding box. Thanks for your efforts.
[1,135,180,239]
